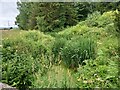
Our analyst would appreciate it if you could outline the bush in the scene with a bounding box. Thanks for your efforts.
[2,31,54,89]
[61,36,96,69]
[75,56,119,88]
[2,39,37,89]
[79,11,115,28]
[24,31,39,41]
[97,11,115,28]
[2,53,35,90]
[85,11,101,27]
[58,25,93,40]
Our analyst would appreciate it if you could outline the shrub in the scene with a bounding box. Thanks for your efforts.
[2,31,54,89]
[104,23,116,35]
[76,56,119,88]
[24,31,39,41]
[2,39,36,89]
[61,36,96,69]
[85,11,101,27]
[2,53,35,90]
[97,11,115,28]
[79,11,115,28]
[58,25,93,40]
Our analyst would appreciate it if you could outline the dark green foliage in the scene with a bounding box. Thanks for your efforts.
[36,3,78,32]
[52,37,67,63]
[61,36,96,68]
[91,2,120,14]
[114,10,120,33]
[16,2,120,31]
[15,2,29,30]
[75,2,92,21]
[114,10,120,66]
[27,3,41,30]
[36,16,48,32]
[16,2,92,32]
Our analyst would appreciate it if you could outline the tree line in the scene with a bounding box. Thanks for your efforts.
[15,1,120,32]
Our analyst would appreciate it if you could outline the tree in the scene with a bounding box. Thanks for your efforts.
[36,2,79,32]
[75,2,91,21]
[91,2,120,14]
[16,2,120,32]
[27,3,41,30]
[16,2,30,30]
[16,2,87,31]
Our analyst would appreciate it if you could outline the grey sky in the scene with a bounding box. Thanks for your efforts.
[0,0,19,28]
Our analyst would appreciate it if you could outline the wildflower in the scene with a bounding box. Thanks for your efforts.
[96,78,104,82]
[0,45,2,48]
[96,78,101,81]
[77,78,81,81]
[83,80,87,84]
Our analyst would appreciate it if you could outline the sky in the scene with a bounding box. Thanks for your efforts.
[0,0,19,28]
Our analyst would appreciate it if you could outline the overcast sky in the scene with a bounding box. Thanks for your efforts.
[0,0,19,28]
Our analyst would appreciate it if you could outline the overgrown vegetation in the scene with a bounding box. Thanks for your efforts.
[61,36,96,68]
[2,4,120,90]
[2,31,54,89]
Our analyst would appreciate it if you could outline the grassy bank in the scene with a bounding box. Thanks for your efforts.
[1,11,120,89]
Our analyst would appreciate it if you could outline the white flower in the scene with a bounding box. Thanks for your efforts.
[83,80,87,83]
[0,45,2,48]
[116,9,119,14]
